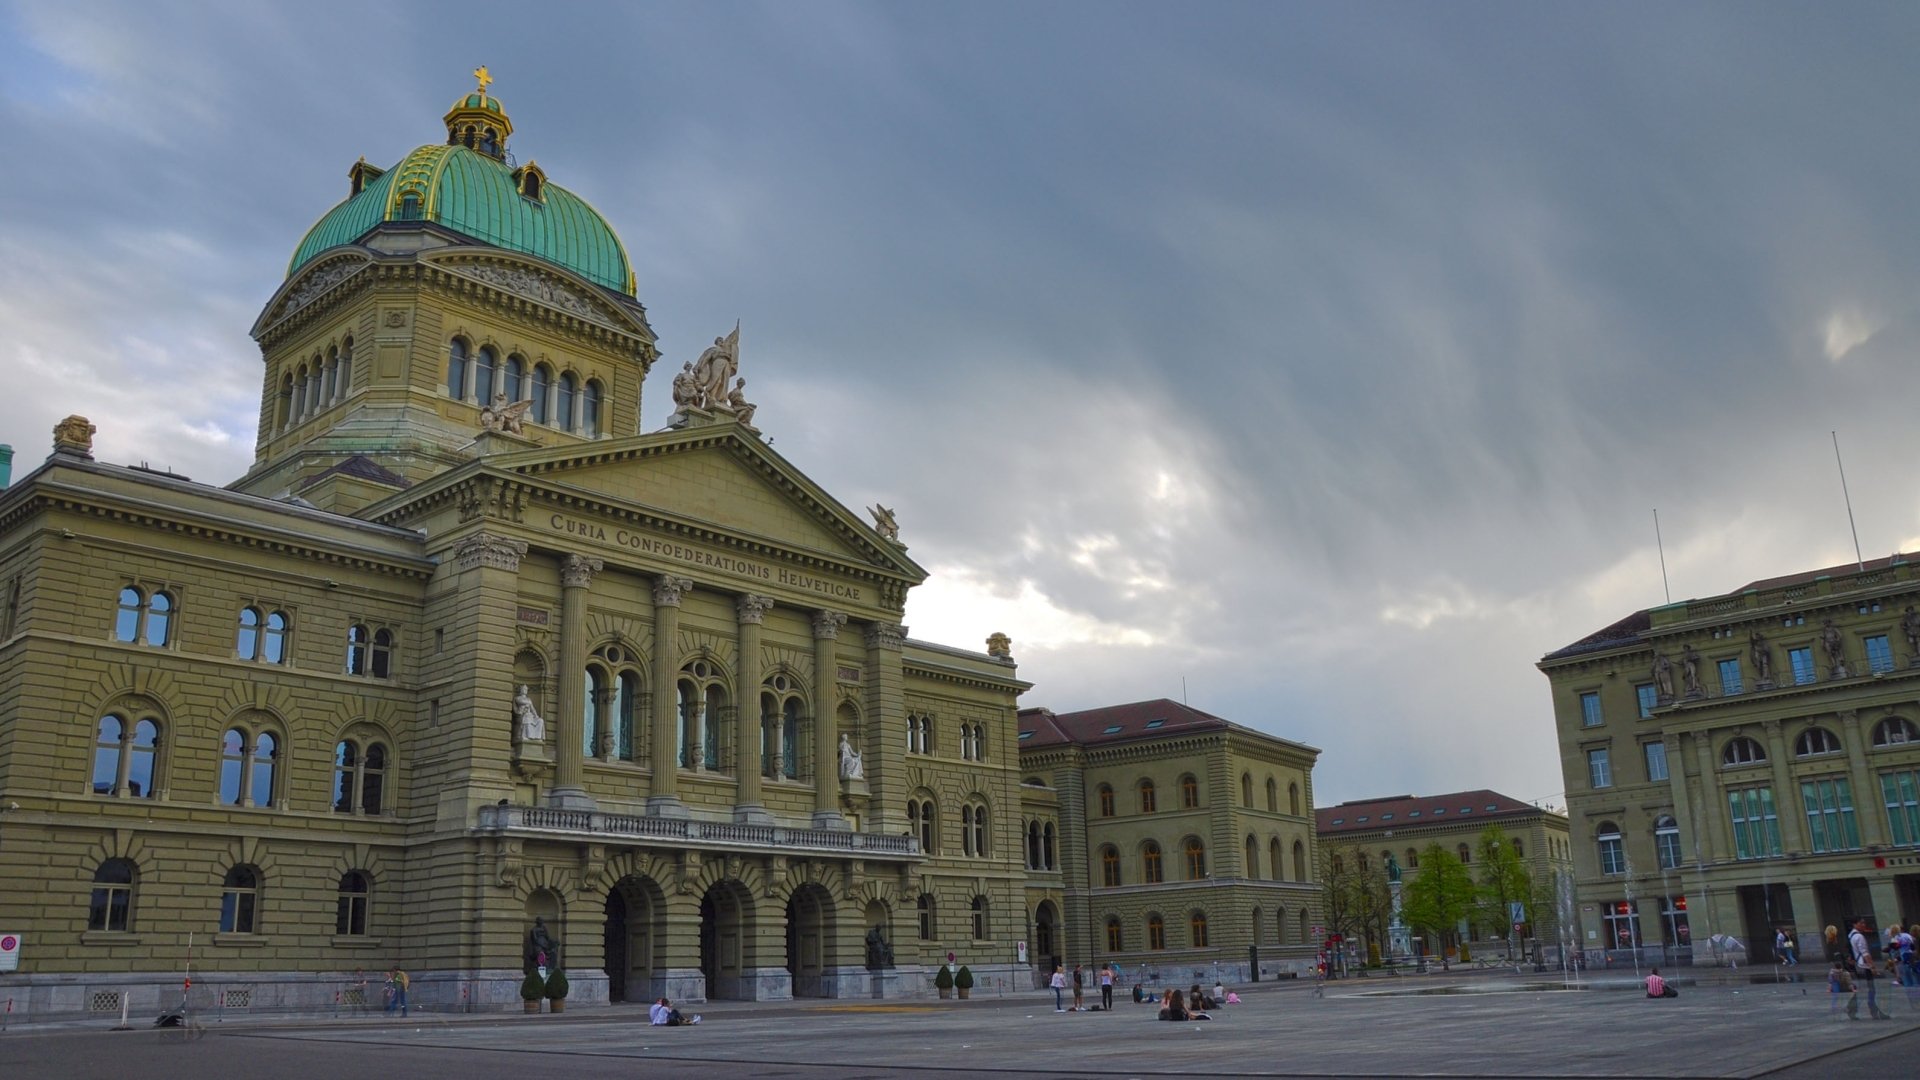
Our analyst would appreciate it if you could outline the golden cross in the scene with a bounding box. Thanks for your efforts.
[474,65,493,95]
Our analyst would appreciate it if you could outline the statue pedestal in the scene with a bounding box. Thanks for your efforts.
[470,429,540,457]
[868,970,900,999]
[842,777,870,800]
[512,739,552,781]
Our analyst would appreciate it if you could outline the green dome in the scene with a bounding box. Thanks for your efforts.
[288,144,635,295]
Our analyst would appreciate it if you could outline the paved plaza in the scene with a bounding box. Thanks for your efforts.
[5,971,1920,1079]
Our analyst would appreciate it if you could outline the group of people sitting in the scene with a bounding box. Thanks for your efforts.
[648,997,701,1026]
[1155,982,1238,1020]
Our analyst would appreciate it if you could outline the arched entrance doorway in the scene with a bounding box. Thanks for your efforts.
[1034,900,1060,974]
[786,884,835,997]
[700,881,753,1000]
[603,876,661,1003]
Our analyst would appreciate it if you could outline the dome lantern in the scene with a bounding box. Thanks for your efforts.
[443,65,514,160]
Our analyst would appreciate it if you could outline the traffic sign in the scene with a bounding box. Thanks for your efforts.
[0,933,20,973]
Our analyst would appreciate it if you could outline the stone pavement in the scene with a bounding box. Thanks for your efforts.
[5,969,1920,1079]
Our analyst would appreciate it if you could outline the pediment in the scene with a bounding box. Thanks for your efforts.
[492,426,922,579]
[252,251,375,336]
[423,251,648,337]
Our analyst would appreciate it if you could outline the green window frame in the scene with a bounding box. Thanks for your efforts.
[1801,777,1860,853]
[1883,770,1920,846]
[1727,786,1782,860]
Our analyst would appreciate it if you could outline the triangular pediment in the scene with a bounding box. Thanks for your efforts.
[369,423,924,583]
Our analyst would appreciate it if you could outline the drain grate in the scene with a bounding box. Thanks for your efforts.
[89,990,124,1013]
[222,988,252,1009]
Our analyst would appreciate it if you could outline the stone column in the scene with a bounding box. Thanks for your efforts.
[734,594,775,823]
[1838,710,1886,846]
[1762,719,1808,853]
[1660,735,1698,862]
[549,553,602,811]
[811,609,848,829]
[863,621,907,831]
[648,576,693,817]
[1689,733,1726,864]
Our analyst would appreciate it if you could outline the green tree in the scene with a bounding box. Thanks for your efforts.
[1403,843,1474,967]
[1321,844,1391,965]
[1472,825,1535,959]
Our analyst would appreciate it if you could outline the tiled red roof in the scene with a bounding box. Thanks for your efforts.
[1541,608,1651,662]
[1315,789,1539,834]
[1018,698,1229,749]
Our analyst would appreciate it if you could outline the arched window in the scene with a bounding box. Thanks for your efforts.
[1292,840,1307,880]
[1185,837,1208,880]
[962,802,988,857]
[616,670,640,762]
[336,871,371,936]
[583,379,603,436]
[89,859,136,932]
[1456,842,1471,865]
[338,336,353,395]
[586,665,608,759]
[1795,727,1841,756]
[1874,717,1919,746]
[908,797,936,854]
[399,193,422,219]
[1241,772,1253,806]
[306,358,323,416]
[1190,910,1209,948]
[114,587,174,647]
[1027,821,1041,870]
[480,127,498,156]
[144,591,172,647]
[971,895,988,939]
[236,607,289,663]
[263,611,288,664]
[1147,913,1166,950]
[1407,847,1420,869]
[1299,909,1310,944]
[371,628,394,679]
[237,607,261,660]
[278,373,294,429]
[1139,779,1157,814]
[1251,906,1265,945]
[92,716,124,796]
[1289,782,1301,816]
[1097,784,1115,817]
[1268,837,1282,881]
[1654,815,1683,869]
[1266,777,1278,813]
[917,894,935,940]
[220,865,260,934]
[523,172,542,200]
[1101,845,1121,887]
[323,347,339,404]
[557,373,578,431]
[1180,774,1200,809]
[251,732,279,807]
[1332,854,1344,875]
[219,728,246,805]
[781,697,802,779]
[531,364,553,424]
[219,726,280,808]
[1245,834,1259,878]
[474,345,498,405]
[1106,916,1123,952]
[1723,737,1767,766]
[114,587,142,642]
[333,736,388,815]
[1277,906,1290,945]
[505,354,526,403]
[447,337,470,400]
[1142,841,1164,884]
[1597,821,1625,875]
[1043,821,1056,869]
[346,624,367,675]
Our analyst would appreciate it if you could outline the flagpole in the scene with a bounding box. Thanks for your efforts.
[1653,510,1670,605]
[1832,432,1865,571]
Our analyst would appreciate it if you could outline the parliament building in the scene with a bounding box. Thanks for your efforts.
[0,77,1037,1018]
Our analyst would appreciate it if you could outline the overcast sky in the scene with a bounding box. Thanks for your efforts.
[5,1,1919,809]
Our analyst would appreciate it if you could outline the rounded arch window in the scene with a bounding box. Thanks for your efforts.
[89,859,136,932]
[1722,736,1767,766]
[220,865,261,934]
[531,364,553,424]
[1184,837,1208,880]
[474,345,499,404]
[1100,844,1121,887]
[1141,840,1164,884]
[1795,727,1842,757]
[1874,717,1919,746]
[1138,779,1157,814]
[1096,784,1115,817]
[583,379,604,436]
[447,337,470,399]
[1180,774,1200,809]
[504,354,527,403]
[557,372,578,432]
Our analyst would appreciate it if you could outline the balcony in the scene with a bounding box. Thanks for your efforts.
[475,804,922,861]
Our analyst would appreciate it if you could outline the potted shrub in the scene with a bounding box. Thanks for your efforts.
[1459,943,1471,964]
[934,964,953,999]
[520,969,546,1014]
[545,967,570,1013]
[955,965,974,1000]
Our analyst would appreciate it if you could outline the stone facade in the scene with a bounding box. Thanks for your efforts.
[1540,554,1920,966]
[1018,700,1323,985]
[0,87,1031,1021]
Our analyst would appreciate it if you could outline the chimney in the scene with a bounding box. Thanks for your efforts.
[0,444,12,489]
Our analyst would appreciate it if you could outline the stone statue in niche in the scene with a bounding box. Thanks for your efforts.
[839,733,864,780]
[1822,618,1848,676]
[1681,645,1704,698]
[1652,652,1675,701]
[479,392,532,435]
[868,504,899,541]
[513,684,545,743]
[1749,631,1774,686]
[865,925,895,970]
[525,916,559,971]
[1904,605,1920,663]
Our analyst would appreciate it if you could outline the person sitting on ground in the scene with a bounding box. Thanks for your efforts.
[649,996,700,1025]
[1645,967,1678,998]
[1224,990,1242,1005]
[1190,984,1217,1012]
[1158,988,1187,1021]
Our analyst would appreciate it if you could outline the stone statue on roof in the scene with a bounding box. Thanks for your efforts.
[691,324,740,409]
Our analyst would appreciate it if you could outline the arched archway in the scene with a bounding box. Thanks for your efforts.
[786,883,836,997]
[604,875,664,1003]
[700,880,755,1000]
[1034,899,1061,973]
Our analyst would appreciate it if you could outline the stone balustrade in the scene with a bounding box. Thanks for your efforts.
[477,804,920,859]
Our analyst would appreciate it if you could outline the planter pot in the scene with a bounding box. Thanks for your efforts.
[549,1000,566,1013]
[523,1001,541,1014]
[937,987,951,999]
[957,988,970,999]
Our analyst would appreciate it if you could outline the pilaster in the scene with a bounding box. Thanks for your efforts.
[733,594,775,823]
[648,576,693,818]
[811,609,848,829]
[862,621,906,831]
[1762,719,1807,852]
[423,531,527,827]
[549,552,601,810]
[1838,710,1886,846]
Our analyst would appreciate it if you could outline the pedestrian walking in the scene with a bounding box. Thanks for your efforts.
[384,966,409,1017]
[1775,927,1798,966]
[1071,964,1085,1011]
[1849,917,1889,1020]
[1048,966,1067,1012]
[1098,963,1115,1010]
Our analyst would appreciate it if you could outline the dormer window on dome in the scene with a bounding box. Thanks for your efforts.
[513,161,547,203]
[347,157,385,198]
[443,65,514,162]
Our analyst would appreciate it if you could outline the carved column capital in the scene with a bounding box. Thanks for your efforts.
[560,554,604,589]
[454,532,529,572]
[864,622,906,651]
[1838,709,1860,728]
[737,594,775,624]
[653,575,695,607]
[812,609,848,640]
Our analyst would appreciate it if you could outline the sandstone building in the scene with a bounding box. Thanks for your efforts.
[1540,555,1920,964]
[1016,699,1323,981]
[0,76,1032,1018]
